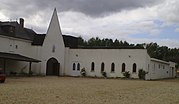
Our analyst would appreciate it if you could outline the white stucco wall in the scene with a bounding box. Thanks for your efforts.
[0,35,39,57]
[144,54,151,80]
[65,49,149,78]
[0,35,41,75]
[149,58,170,80]
[169,61,176,78]
[41,9,65,75]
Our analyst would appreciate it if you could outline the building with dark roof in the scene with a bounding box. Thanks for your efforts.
[0,9,176,80]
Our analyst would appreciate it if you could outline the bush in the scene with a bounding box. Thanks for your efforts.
[138,69,148,80]
[80,68,86,77]
[101,71,107,77]
[123,71,130,78]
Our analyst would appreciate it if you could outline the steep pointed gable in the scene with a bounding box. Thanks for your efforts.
[43,8,65,47]
[41,9,66,75]
[47,8,62,35]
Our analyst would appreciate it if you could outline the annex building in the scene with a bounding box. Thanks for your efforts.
[0,9,176,80]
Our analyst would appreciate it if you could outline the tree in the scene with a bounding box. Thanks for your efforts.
[88,37,96,46]
[77,36,179,66]
[114,39,120,46]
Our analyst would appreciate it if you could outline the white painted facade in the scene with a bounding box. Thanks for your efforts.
[65,49,150,78]
[0,9,176,80]
[41,9,65,75]
[0,32,41,74]
[148,58,175,79]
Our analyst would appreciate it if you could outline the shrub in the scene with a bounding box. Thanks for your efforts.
[138,69,148,80]
[101,71,107,77]
[123,71,130,78]
[80,68,86,77]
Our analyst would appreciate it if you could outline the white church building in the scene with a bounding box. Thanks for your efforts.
[0,9,176,80]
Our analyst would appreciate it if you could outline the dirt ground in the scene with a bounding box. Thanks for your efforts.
[0,77,179,104]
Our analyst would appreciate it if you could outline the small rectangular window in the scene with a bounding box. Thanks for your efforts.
[73,63,76,70]
[15,45,18,49]
[101,63,105,72]
[111,63,115,73]
[77,63,80,71]
[122,63,125,72]
[133,63,137,73]
[91,62,95,72]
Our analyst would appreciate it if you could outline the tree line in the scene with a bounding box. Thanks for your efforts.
[78,37,179,68]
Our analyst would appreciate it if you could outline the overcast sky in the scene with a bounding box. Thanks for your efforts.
[1,0,179,48]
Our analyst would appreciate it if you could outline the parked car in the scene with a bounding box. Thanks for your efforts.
[0,69,6,83]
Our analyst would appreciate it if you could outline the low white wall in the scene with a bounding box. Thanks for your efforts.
[65,49,149,78]
[169,62,176,78]
[0,35,42,75]
[150,61,169,79]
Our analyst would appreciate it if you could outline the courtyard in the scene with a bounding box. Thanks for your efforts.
[0,77,179,104]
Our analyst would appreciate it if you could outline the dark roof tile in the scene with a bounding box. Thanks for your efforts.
[32,34,45,46]
[0,21,36,40]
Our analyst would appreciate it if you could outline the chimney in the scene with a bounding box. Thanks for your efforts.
[19,18,24,28]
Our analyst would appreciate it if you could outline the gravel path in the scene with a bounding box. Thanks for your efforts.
[0,77,179,104]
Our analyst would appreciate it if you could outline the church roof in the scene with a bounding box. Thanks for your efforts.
[0,20,144,49]
[62,35,78,48]
[0,52,41,62]
[0,20,47,46]
[32,34,79,47]
[32,34,46,46]
[74,46,144,49]
[151,58,170,65]
[0,19,79,47]
[0,21,35,40]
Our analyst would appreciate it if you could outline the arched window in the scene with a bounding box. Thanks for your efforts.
[91,62,95,72]
[111,63,115,72]
[77,63,80,71]
[73,63,76,70]
[101,62,105,72]
[133,63,137,73]
[122,63,125,72]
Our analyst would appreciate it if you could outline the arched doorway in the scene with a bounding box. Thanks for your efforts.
[46,58,60,76]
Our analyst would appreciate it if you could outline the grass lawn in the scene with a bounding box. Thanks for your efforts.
[0,77,179,104]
